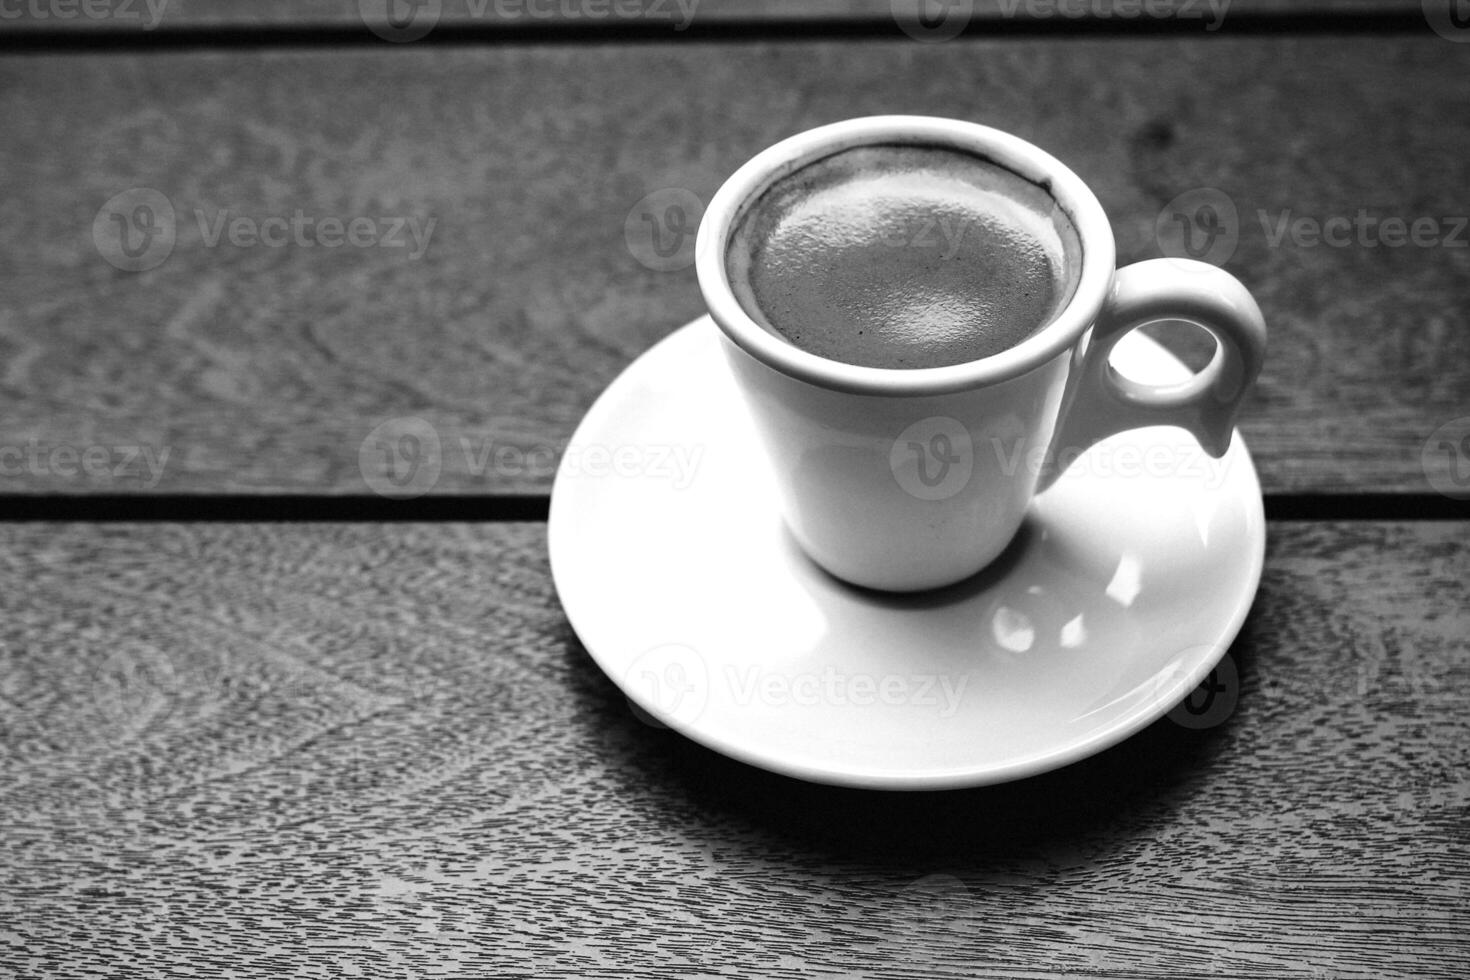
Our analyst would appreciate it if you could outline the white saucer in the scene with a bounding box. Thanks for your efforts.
[549,318,1265,790]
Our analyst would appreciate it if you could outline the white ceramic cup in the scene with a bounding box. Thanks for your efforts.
[696,116,1267,592]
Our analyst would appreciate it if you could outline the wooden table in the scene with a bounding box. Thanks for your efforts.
[2,5,1466,977]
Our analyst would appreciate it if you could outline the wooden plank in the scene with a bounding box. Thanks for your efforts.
[1,521,1466,977]
[1,38,1468,495]
[0,0,1429,37]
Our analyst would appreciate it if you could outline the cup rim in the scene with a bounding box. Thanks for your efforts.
[695,115,1117,396]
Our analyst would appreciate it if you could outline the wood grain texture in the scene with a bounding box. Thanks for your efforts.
[2,38,1468,494]
[0,0,1429,36]
[1,521,1466,978]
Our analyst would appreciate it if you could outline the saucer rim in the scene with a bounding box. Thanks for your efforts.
[549,317,1265,791]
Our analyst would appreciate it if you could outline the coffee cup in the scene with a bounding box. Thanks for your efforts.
[696,116,1266,591]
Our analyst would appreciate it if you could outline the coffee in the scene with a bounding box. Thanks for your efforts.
[727,144,1080,370]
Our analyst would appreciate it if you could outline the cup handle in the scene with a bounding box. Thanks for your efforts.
[1037,258,1267,492]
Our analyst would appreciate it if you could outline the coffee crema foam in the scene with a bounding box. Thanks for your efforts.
[728,144,1081,370]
